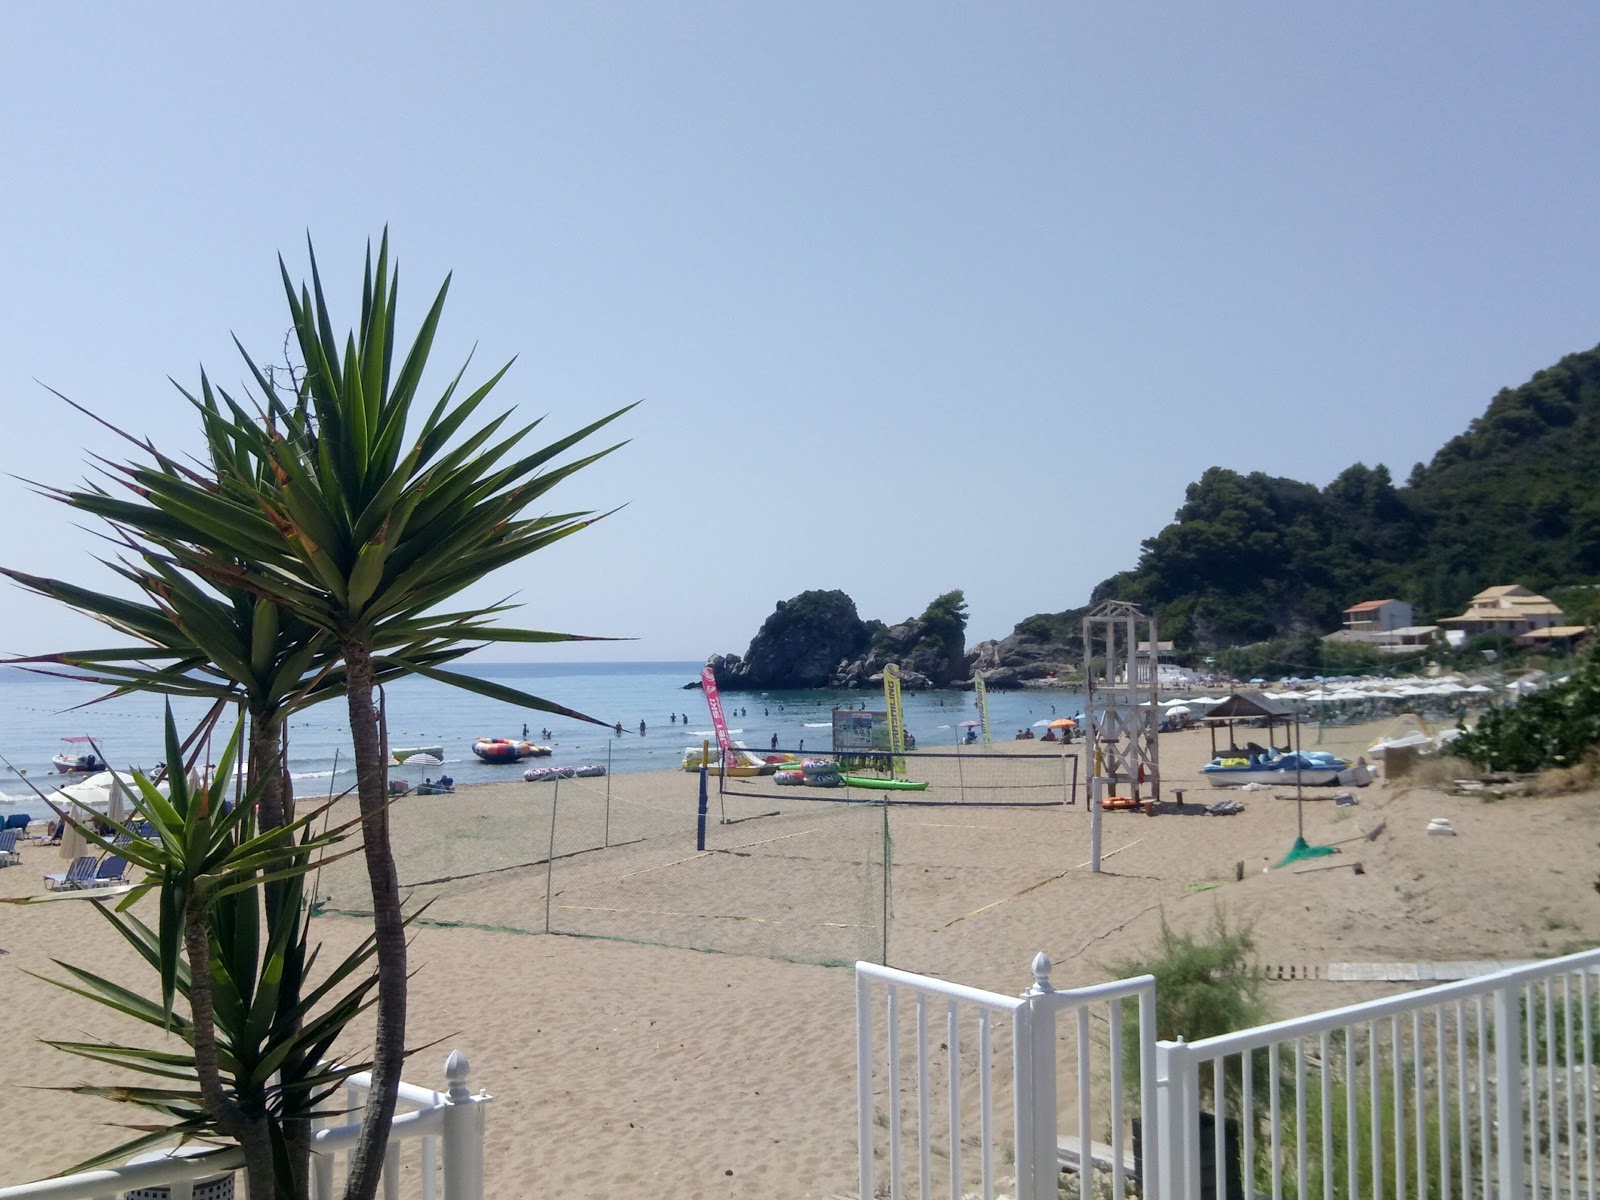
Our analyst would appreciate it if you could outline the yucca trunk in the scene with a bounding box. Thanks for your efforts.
[339,640,406,1200]
[247,713,295,832]
[184,905,276,1197]
[245,711,315,1195]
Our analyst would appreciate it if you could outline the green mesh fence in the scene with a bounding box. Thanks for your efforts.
[312,768,890,966]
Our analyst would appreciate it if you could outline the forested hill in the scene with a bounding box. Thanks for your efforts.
[1072,342,1600,649]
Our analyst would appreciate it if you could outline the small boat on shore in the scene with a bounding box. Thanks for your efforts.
[1201,749,1370,788]
[52,738,103,775]
[681,746,781,776]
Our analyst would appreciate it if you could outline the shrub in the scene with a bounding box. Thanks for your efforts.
[1450,647,1600,771]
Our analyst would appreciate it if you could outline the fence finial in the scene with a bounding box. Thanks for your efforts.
[445,1049,472,1102]
[1030,951,1055,993]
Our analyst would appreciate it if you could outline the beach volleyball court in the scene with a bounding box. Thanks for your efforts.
[312,769,890,965]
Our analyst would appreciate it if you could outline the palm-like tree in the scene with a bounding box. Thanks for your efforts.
[7,234,628,1199]
[27,707,378,1200]
[233,237,629,1198]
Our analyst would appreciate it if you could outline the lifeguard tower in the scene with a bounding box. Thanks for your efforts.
[1082,600,1161,872]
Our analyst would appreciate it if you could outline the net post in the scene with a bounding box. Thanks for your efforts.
[697,763,709,851]
[544,780,558,934]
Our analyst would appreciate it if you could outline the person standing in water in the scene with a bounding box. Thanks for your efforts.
[639,719,646,736]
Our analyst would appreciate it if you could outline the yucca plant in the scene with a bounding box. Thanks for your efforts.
[5,233,630,1198]
[13,706,376,1198]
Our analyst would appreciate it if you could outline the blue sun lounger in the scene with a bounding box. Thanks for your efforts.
[43,856,99,891]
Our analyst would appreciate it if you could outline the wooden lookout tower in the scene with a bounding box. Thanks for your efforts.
[1082,600,1160,872]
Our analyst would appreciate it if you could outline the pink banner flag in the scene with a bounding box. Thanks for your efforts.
[700,665,736,769]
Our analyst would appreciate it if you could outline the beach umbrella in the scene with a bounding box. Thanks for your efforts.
[958,720,979,727]
[1165,705,1191,717]
[1031,719,1053,728]
[1048,718,1078,729]
[408,753,444,766]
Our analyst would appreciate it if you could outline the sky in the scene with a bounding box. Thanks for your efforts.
[3,3,1598,663]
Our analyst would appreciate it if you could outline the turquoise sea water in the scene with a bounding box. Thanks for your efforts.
[0,662,1086,801]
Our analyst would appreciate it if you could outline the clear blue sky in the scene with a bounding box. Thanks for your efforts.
[3,3,1598,662]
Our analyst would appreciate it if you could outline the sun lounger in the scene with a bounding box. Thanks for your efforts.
[83,855,129,887]
[0,828,21,866]
[44,855,99,891]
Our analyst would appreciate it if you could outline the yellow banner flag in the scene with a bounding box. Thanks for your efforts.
[883,664,905,776]
[974,673,993,746]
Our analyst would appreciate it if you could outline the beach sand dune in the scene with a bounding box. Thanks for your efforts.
[3,719,1598,1196]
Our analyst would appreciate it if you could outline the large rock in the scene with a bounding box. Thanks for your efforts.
[965,632,1077,687]
[829,616,964,690]
[713,591,870,689]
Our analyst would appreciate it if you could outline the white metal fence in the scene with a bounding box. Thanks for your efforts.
[856,955,1158,1200]
[859,947,1600,1200]
[1157,948,1600,1200]
[0,1051,490,1200]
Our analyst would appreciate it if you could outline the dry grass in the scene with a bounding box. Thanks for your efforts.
[1529,749,1600,796]
[1403,754,1485,790]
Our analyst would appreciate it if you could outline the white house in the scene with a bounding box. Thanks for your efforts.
[1342,598,1413,633]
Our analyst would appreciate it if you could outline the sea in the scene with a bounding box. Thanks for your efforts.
[0,661,1086,805]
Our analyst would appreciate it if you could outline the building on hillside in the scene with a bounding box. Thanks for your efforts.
[1342,599,1414,632]
[1515,624,1592,650]
[1437,585,1567,639]
[1322,624,1441,655]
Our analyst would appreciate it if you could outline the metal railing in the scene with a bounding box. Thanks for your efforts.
[1156,947,1600,1200]
[860,947,1600,1200]
[0,1051,490,1200]
[856,956,1158,1200]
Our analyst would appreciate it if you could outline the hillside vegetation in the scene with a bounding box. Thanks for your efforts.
[1028,343,1600,650]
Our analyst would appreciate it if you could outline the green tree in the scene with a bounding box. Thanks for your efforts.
[182,236,630,1199]
[10,234,629,1199]
[11,709,375,1199]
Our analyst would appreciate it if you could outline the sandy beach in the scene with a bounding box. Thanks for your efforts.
[3,718,1598,1197]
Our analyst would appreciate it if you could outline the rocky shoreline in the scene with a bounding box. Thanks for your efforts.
[706,589,1080,691]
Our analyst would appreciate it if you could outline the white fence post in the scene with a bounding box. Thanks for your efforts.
[856,967,875,1200]
[1156,1037,1199,1200]
[1138,982,1160,1200]
[441,1050,485,1200]
[1493,983,1525,1200]
[1022,953,1059,1200]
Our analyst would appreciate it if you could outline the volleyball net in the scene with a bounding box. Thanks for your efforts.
[311,767,890,967]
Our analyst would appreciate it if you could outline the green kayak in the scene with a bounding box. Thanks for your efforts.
[838,775,929,791]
